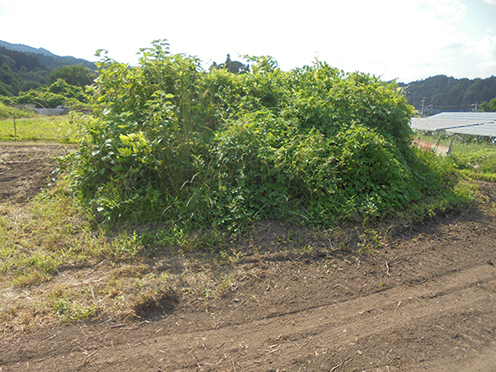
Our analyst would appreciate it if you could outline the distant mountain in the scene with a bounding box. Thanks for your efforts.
[398,75,496,116]
[0,40,96,71]
[0,40,56,57]
[2,39,496,115]
[0,40,97,96]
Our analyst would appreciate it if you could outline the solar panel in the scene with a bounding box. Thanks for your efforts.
[410,112,496,136]
[445,123,496,136]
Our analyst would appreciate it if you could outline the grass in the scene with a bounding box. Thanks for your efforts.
[0,102,36,120]
[0,179,399,333]
[413,130,496,182]
[0,114,77,143]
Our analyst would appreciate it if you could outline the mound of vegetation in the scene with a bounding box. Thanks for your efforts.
[0,101,35,119]
[12,78,89,109]
[63,40,459,233]
[1,58,95,111]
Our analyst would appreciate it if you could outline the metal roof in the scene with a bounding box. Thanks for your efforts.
[410,112,496,136]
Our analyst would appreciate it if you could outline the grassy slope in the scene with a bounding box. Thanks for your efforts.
[0,114,77,142]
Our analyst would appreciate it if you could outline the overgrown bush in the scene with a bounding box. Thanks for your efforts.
[64,40,455,232]
[13,79,89,109]
[0,102,35,119]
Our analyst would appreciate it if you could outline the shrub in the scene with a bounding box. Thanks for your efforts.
[0,102,34,119]
[64,39,454,232]
[13,79,88,109]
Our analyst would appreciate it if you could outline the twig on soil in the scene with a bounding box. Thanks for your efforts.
[85,350,98,359]
[385,261,391,276]
[110,323,125,329]
[251,273,262,280]
[48,332,61,340]
[330,358,352,372]
[99,318,113,326]
[267,344,281,354]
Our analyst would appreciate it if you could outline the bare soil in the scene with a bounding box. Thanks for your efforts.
[0,143,70,203]
[1,144,496,372]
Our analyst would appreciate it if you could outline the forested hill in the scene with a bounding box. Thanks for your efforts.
[0,40,96,70]
[0,40,96,96]
[399,75,496,115]
[2,39,496,115]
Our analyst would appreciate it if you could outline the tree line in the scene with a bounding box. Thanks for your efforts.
[1,42,496,113]
[0,46,96,109]
[399,75,496,115]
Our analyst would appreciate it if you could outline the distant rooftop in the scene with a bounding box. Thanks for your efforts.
[410,112,496,136]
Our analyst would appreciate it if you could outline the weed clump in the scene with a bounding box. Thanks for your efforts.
[63,39,462,233]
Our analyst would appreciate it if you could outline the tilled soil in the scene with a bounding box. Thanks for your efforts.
[0,143,70,203]
[1,144,496,371]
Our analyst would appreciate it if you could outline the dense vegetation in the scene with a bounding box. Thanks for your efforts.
[0,64,93,110]
[0,41,95,109]
[2,39,495,116]
[480,97,496,112]
[61,40,463,234]
[400,75,496,115]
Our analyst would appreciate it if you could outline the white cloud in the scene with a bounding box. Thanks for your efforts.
[483,0,496,5]
[0,0,494,82]
[416,0,467,23]
[475,34,496,52]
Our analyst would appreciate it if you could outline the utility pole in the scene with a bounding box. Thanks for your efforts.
[13,113,16,142]
[421,97,426,117]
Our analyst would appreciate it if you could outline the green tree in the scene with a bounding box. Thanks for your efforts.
[48,64,96,87]
[20,80,42,92]
[480,97,496,112]
[0,56,20,94]
[48,78,86,101]
[15,79,89,108]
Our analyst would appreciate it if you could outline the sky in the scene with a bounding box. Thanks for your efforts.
[0,0,495,83]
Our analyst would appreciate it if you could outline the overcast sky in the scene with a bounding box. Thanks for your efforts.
[1,0,495,83]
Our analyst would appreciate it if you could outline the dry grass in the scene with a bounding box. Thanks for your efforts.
[0,180,392,336]
[0,185,250,333]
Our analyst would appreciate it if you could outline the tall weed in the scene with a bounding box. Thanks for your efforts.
[63,39,469,234]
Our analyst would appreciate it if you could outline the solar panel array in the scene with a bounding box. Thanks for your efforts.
[410,112,496,137]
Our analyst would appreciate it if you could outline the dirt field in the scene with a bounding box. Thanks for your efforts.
[1,144,496,372]
[0,143,71,203]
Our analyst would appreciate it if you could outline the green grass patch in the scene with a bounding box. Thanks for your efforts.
[413,130,496,181]
[0,182,141,289]
[0,102,36,120]
[0,114,77,143]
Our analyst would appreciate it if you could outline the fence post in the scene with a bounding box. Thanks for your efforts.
[13,113,17,141]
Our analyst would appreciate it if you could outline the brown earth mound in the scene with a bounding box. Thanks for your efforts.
[1,144,496,371]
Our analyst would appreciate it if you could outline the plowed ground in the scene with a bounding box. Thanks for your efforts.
[1,144,496,371]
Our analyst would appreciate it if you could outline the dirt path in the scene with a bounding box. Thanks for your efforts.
[1,145,496,371]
